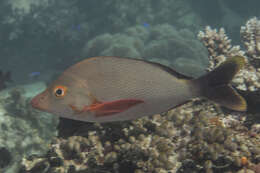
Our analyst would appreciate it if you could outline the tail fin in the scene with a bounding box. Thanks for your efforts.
[193,56,247,111]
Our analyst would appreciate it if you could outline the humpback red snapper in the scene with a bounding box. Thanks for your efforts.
[31,56,247,122]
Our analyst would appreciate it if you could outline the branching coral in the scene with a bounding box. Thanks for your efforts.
[198,19,260,92]
[198,26,245,70]
[241,17,260,60]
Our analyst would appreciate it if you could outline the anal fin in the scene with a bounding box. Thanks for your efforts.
[207,85,247,111]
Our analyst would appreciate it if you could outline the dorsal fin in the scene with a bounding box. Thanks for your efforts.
[145,60,193,80]
[108,56,193,80]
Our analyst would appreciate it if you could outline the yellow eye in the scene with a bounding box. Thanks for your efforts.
[53,85,67,97]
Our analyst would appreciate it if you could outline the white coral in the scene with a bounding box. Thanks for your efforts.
[241,17,260,60]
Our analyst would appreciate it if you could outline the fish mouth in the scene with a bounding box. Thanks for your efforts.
[30,94,46,111]
[31,96,41,109]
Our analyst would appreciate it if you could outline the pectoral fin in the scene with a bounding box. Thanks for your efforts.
[70,99,144,116]
[89,99,144,117]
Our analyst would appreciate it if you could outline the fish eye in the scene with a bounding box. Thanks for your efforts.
[53,85,67,97]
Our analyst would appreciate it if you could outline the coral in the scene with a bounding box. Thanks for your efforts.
[251,124,260,134]
[18,17,260,173]
[172,102,260,173]
[198,26,245,70]
[198,21,260,92]
[82,24,208,77]
[237,168,255,173]
[20,113,183,173]
[143,25,208,65]
[20,99,260,173]
[7,0,49,13]
[84,32,144,58]
[241,17,260,60]
[0,82,58,173]
[252,163,260,173]
[0,0,204,83]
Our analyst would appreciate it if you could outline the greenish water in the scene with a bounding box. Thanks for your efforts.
[0,0,259,173]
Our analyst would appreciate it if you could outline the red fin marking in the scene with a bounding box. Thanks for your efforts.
[88,99,144,117]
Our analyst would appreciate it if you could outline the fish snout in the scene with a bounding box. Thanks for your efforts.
[31,93,47,110]
[31,95,41,109]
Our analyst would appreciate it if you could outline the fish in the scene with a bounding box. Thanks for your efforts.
[142,22,150,28]
[31,56,247,122]
[72,24,81,31]
[28,71,41,79]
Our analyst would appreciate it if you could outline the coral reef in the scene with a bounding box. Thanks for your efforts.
[196,19,260,172]
[20,113,183,173]
[84,32,144,59]
[0,1,259,172]
[19,17,260,173]
[198,18,260,92]
[198,18,260,130]
[173,103,260,173]
[83,24,208,77]
[198,26,245,70]
[20,100,260,173]
[0,0,204,83]
[241,17,260,60]
[1,0,258,85]
[0,82,58,173]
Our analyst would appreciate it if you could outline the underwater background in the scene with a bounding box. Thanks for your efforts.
[0,0,259,172]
